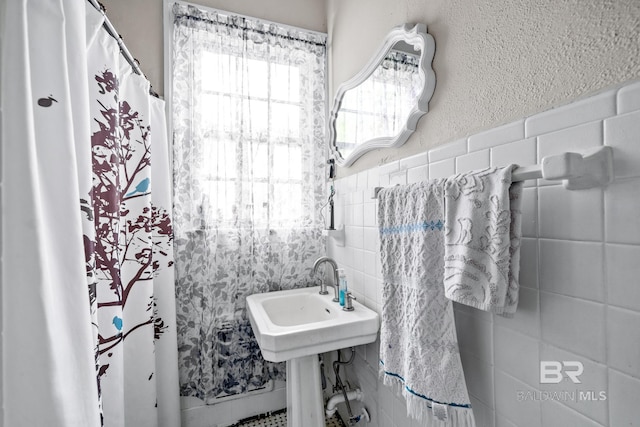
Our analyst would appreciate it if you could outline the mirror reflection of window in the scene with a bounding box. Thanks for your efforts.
[335,47,421,158]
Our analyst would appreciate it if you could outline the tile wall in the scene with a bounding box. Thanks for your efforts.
[326,79,640,427]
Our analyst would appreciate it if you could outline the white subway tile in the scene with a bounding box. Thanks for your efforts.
[617,80,640,114]
[538,185,603,241]
[607,306,640,379]
[454,310,493,363]
[456,149,490,173]
[606,243,640,312]
[343,204,353,226]
[367,167,380,189]
[379,408,393,427]
[378,160,400,176]
[398,151,428,169]
[377,380,395,419]
[392,392,413,427]
[469,119,525,152]
[363,250,377,276]
[406,164,428,184]
[378,171,390,187]
[388,169,407,186]
[345,225,363,249]
[604,110,640,179]
[460,351,495,406]
[494,326,540,387]
[346,173,358,192]
[428,138,467,162]
[604,178,640,244]
[351,203,364,227]
[494,370,542,427]
[363,273,377,303]
[541,401,604,427]
[363,227,378,251]
[351,189,365,205]
[492,138,537,188]
[521,188,538,238]
[454,298,494,322]
[608,369,640,427]
[356,170,368,190]
[468,396,496,427]
[537,121,603,186]
[350,269,364,295]
[492,137,537,167]
[496,414,519,427]
[539,344,608,424]
[525,90,615,138]
[519,238,538,289]
[363,202,376,227]
[352,248,364,272]
[495,286,540,339]
[429,158,455,179]
[540,292,606,362]
[538,239,605,302]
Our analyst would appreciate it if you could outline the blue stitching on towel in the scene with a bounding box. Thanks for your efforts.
[380,219,444,235]
[380,360,472,408]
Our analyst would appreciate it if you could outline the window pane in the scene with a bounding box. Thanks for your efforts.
[249,182,269,227]
[245,59,269,99]
[250,143,269,180]
[273,183,301,225]
[244,99,269,138]
[271,64,300,102]
[272,144,301,180]
[271,103,299,138]
[202,52,235,93]
[202,138,236,180]
[203,180,235,222]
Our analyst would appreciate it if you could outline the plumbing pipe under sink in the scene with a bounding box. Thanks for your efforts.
[325,388,364,418]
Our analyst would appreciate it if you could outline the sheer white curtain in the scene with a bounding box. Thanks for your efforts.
[1,2,180,426]
[171,4,327,401]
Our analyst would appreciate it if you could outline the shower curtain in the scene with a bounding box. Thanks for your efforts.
[1,1,180,426]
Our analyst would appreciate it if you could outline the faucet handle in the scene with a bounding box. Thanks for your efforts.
[343,292,356,311]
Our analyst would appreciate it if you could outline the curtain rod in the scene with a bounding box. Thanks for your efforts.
[172,2,326,48]
[371,146,613,198]
[87,0,160,98]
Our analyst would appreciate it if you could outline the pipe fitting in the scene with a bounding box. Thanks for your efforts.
[325,389,364,418]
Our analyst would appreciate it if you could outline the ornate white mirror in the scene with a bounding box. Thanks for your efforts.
[329,24,436,167]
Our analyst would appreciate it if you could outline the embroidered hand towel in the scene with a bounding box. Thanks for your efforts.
[443,165,523,317]
[378,181,476,426]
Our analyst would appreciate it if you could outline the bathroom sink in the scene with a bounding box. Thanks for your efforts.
[247,286,379,362]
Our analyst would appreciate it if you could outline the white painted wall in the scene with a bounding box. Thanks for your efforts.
[328,0,640,175]
[326,79,640,427]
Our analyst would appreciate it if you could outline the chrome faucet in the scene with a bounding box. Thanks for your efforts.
[312,256,340,302]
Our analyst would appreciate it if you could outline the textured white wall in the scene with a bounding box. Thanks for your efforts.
[328,0,640,175]
[100,0,327,97]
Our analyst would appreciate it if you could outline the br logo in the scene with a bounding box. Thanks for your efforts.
[540,361,584,384]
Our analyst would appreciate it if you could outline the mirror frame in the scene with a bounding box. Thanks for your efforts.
[328,23,436,167]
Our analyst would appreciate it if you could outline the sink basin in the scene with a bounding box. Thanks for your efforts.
[247,286,379,363]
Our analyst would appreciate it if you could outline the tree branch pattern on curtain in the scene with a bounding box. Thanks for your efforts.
[171,4,327,401]
[82,17,180,426]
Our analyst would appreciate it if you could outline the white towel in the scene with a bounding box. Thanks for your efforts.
[378,180,475,426]
[443,165,523,317]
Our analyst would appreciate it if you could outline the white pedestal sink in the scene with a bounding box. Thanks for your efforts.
[247,286,379,427]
